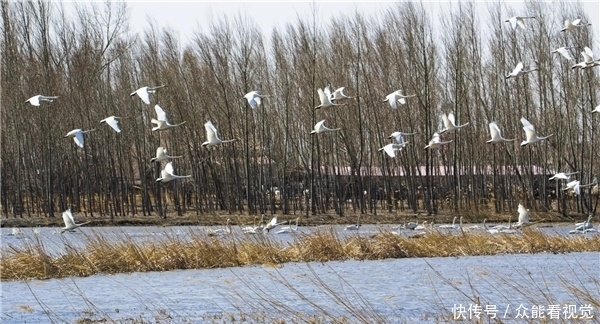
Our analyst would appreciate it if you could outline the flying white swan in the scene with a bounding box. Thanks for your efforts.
[561,19,591,32]
[379,143,405,158]
[155,162,191,183]
[487,121,515,143]
[276,218,299,234]
[562,180,595,196]
[520,117,551,147]
[440,112,469,133]
[152,105,185,131]
[130,85,166,105]
[388,131,416,146]
[315,87,346,109]
[311,120,341,134]
[549,171,578,181]
[330,87,356,102]
[571,47,600,70]
[151,147,182,163]
[383,90,417,110]
[243,91,267,109]
[100,116,127,133]
[552,47,574,61]
[61,209,90,233]
[25,95,59,106]
[65,129,95,148]
[345,215,361,231]
[513,204,530,228]
[505,16,536,30]
[202,120,235,146]
[424,132,452,149]
[206,219,232,236]
[506,62,538,79]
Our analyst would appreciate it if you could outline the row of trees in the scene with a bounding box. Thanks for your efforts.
[1,1,598,219]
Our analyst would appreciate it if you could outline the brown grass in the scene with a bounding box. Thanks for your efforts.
[2,228,599,281]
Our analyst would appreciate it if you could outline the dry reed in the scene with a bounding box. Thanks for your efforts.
[2,228,599,281]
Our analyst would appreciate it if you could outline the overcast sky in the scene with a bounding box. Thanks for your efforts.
[125,1,599,45]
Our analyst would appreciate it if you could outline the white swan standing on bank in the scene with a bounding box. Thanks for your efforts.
[151,147,181,163]
[130,85,166,104]
[207,219,232,236]
[276,218,299,234]
[438,216,462,230]
[155,162,191,183]
[65,129,95,148]
[25,95,59,106]
[61,209,90,233]
[514,204,530,228]
[345,215,361,231]
[263,216,279,232]
[152,105,186,131]
[202,120,235,146]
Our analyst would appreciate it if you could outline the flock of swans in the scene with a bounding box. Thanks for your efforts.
[18,14,599,236]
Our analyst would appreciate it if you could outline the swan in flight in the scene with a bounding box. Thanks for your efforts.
[513,204,530,228]
[130,85,166,104]
[388,131,416,146]
[206,219,232,236]
[520,117,551,147]
[506,62,538,79]
[311,120,341,134]
[438,216,462,229]
[315,87,345,109]
[330,87,356,102]
[505,16,536,30]
[152,105,186,131]
[424,132,452,149]
[383,90,417,110]
[487,121,515,143]
[155,162,191,183]
[243,91,267,109]
[563,180,596,196]
[345,215,361,231]
[440,112,469,133]
[276,218,299,234]
[65,129,95,148]
[100,116,127,133]
[61,209,90,233]
[202,120,235,146]
[552,47,574,61]
[549,171,578,181]
[571,47,600,70]
[561,19,591,32]
[151,147,182,163]
[379,143,406,158]
[25,95,59,106]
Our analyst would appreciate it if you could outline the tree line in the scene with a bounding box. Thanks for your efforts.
[1,1,598,219]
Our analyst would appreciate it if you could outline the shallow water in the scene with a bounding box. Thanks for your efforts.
[2,224,599,323]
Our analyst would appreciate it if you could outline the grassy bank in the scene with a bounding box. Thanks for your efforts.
[2,228,599,281]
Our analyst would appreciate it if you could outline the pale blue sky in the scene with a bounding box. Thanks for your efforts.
[125,1,599,45]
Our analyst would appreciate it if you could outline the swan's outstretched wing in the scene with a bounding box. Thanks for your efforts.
[511,62,524,75]
[154,105,168,122]
[582,47,594,63]
[164,162,175,176]
[132,87,151,104]
[489,121,501,139]
[63,209,75,227]
[312,120,325,133]
[204,121,219,142]
[447,113,457,126]
[520,118,537,141]
[105,117,121,132]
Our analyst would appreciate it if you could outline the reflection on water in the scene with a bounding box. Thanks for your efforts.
[1,233,598,323]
